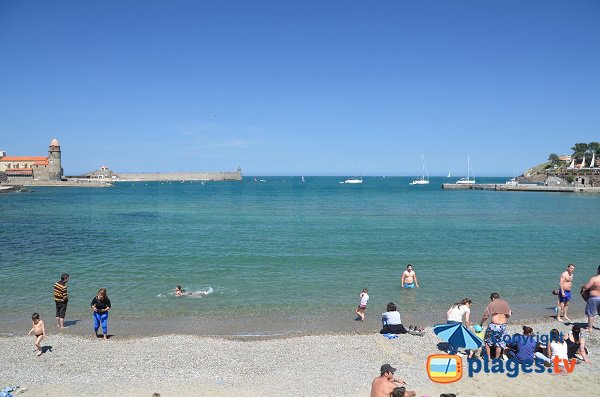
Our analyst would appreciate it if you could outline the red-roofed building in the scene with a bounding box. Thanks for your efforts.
[0,139,63,182]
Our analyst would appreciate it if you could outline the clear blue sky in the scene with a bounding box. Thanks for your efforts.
[1,0,599,176]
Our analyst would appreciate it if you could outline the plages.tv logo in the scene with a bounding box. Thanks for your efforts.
[426,354,463,383]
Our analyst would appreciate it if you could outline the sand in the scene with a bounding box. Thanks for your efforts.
[1,317,598,397]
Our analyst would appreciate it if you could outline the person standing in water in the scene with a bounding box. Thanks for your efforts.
[557,264,575,322]
[401,264,419,288]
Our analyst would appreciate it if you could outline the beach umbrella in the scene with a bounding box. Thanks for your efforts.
[433,323,483,350]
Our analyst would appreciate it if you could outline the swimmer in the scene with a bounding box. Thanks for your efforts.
[175,286,191,296]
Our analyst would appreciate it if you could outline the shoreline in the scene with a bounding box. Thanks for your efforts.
[1,316,598,397]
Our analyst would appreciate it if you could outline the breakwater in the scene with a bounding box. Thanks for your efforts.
[116,170,242,182]
[442,183,600,193]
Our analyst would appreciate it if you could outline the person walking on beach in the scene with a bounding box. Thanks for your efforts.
[581,265,600,334]
[401,264,419,288]
[370,364,415,397]
[91,288,111,339]
[53,273,69,329]
[480,292,511,359]
[557,264,575,322]
[27,313,46,356]
[356,288,369,321]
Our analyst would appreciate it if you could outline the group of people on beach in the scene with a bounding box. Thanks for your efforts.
[370,263,600,396]
[29,273,112,356]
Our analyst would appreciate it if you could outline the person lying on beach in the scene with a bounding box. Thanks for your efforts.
[27,312,46,356]
[401,264,419,288]
[370,364,415,397]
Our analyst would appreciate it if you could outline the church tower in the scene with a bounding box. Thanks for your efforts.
[48,138,63,181]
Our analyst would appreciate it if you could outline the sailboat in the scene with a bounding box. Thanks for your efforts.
[301,176,306,183]
[456,156,476,185]
[447,172,451,178]
[343,163,363,184]
[409,155,430,185]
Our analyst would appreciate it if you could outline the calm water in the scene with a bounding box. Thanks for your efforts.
[1,177,599,333]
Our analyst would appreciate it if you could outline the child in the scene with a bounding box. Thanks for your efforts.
[356,288,369,321]
[468,324,485,359]
[27,313,46,356]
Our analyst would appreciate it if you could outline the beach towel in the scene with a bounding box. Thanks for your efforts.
[0,386,19,397]
[383,333,399,339]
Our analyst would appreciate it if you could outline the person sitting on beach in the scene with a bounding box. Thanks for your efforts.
[505,326,538,363]
[534,328,568,373]
[480,292,511,359]
[370,364,415,397]
[380,302,408,334]
[175,286,191,296]
[557,264,575,322]
[581,265,600,334]
[566,325,591,364]
[356,288,369,321]
[401,264,419,288]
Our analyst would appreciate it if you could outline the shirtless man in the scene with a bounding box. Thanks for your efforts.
[557,264,575,322]
[582,265,600,334]
[480,292,512,359]
[401,264,419,288]
[370,364,415,397]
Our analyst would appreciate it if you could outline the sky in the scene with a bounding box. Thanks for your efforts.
[0,0,599,176]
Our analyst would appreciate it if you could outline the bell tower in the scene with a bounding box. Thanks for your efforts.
[48,138,63,181]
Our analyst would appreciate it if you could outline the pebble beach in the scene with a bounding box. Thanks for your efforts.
[2,317,598,397]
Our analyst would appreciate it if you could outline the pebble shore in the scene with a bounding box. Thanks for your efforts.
[1,317,598,396]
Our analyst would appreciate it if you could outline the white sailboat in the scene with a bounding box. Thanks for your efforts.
[447,171,451,178]
[456,156,476,184]
[301,176,305,183]
[409,155,430,185]
[344,177,363,184]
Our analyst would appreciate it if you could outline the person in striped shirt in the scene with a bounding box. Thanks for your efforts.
[53,273,69,328]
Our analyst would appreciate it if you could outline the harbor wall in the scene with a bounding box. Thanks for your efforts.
[115,171,242,182]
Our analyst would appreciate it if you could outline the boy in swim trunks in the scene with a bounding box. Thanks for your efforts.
[356,288,369,321]
[27,313,46,356]
[401,264,419,288]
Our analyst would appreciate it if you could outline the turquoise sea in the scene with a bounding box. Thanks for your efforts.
[1,177,599,335]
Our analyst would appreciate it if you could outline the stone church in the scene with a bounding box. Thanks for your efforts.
[0,138,64,183]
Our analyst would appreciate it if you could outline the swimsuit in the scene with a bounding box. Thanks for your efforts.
[585,296,600,317]
[559,290,572,303]
[484,323,508,348]
[403,283,415,288]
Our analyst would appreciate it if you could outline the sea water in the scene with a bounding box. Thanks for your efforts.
[1,177,598,334]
